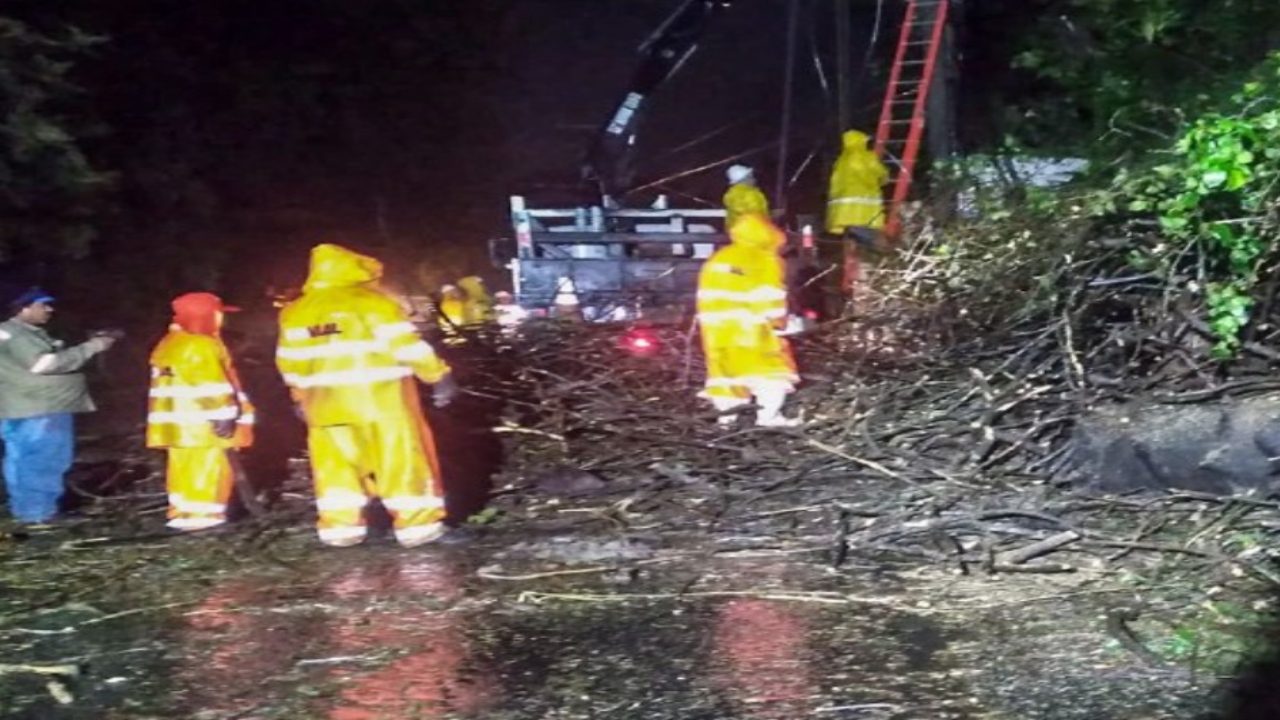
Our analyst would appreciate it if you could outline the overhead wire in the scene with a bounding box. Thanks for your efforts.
[783,0,835,193]
[775,0,803,209]
[635,0,891,201]
[787,0,887,194]
[848,0,887,115]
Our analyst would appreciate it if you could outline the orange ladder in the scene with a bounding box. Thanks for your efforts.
[873,0,950,240]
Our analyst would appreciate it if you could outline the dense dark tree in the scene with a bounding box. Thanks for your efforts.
[0,17,106,269]
[1005,0,1280,158]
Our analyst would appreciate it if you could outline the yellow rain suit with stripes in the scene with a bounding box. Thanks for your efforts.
[696,213,797,403]
[457,276,495,325]
[147,331,254,531]
[825,130,889,234]
[437,285,466,343]
[277,244,453,547]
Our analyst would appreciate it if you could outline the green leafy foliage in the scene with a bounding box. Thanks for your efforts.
[1010,0,1280,158]
[1112,55,1280,355]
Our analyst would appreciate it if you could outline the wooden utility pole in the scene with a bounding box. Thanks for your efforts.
[775,0,802,214]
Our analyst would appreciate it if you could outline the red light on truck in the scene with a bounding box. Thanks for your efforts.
[621,330,658,355]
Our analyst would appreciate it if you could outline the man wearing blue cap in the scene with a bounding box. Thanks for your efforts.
[0,288,117,524]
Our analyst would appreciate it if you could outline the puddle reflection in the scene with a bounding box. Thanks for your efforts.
[712,598,817,718]
[316,554,497,719]
[171,555,956,719]
[176,578,308,717]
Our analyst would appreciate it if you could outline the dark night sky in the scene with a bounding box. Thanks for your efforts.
[4,0,1030,307]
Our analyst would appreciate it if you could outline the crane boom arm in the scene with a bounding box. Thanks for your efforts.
[582,0,732,203]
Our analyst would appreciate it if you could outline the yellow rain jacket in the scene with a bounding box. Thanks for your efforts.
[723,182,770,232]
[825,130,889,233]
[697,213,798,401]
[437,288,466,332]
[457,276,494,325]
[147,331,254,450]
[147,328,254,530]
[278,245,452,426]
[277,244,452,547]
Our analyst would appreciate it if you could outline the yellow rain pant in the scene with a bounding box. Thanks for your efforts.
[308,417,446,547]
[166,447,232,531]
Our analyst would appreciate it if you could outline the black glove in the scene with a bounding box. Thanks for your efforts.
[211,419,236,439]
[432,373,459,409]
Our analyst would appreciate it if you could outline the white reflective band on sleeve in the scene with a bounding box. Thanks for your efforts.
[318,526,368,543]
[30,354,57,374]
[169,494,228,515]
[696,286,788,303]
[381,494,445,512]
[147,406,240,423]
[374,321,418,339]
[827,196,884,206]
[763,307,788,319]
[283,327,312,341]
[284,365,413,389]
[315,490,370,512]
[696,309,776,325]
[276,340,385,361]
[148,382,236,398]
[705,262,740,274]
[392,341,436,362]
[237,392,250,402]
[236,413,256,425]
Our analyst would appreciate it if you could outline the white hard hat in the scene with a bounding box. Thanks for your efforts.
[726,164,754,184]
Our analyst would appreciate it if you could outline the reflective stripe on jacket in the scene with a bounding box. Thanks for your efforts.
[826,130,889,233]
[697,213,797,397]
[277,244,451,427]
[146,330,254,449]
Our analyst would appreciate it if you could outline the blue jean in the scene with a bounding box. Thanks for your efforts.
[0,413,74,522]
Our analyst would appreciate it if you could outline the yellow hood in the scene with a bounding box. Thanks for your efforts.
[728,212,785,253]
[842,129,871,151]
[457,276,489,299]
[303,244,383,292]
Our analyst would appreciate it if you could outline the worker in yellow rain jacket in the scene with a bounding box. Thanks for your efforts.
[723,164,770,231]
[457,276,494,326]
[146,292,255,531]
[436,284,466,345]
[697,213,800,428]
[825,130,889,236]
[277,244,458,548]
